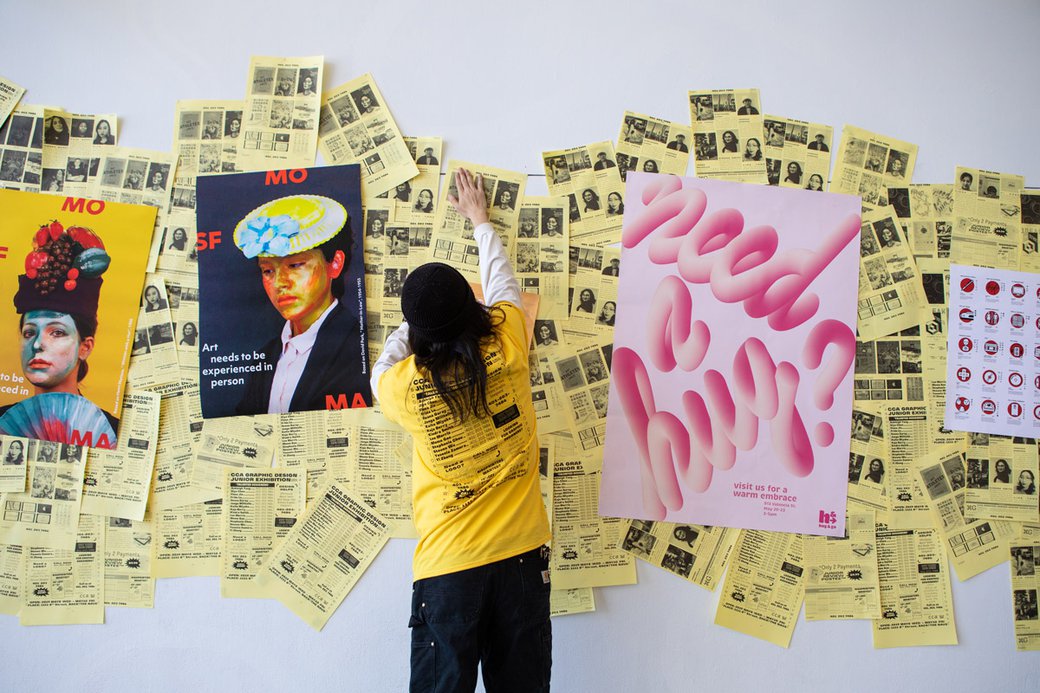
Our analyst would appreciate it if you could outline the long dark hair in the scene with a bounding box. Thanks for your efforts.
[408,304,504,421]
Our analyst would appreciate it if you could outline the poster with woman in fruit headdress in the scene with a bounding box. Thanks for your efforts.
[0,189,155,449]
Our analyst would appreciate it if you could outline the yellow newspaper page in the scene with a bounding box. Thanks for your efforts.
[549,339,613,450]
[615,111,692,179]
[146,379,208,510]
[559,296,601,343]
[568,244,620,336]
[0,75,26,125]
[1010,536,1040,650]
[918,257,952,385]
[167,174,196,221]
[104,514,154,608]
[274,410,364,503]
[887,184,954,260]
[762,116,832,191]
[91,146,176,209]
[1020,190,1040,273]
[847,405,890,515]
[221,468,305,599]
[362,204,390,331]
[832,125,917,211]
[951,166,1024,269]
[516,196,570,321]
[714,530,806,648]
[804,511,881,620]
[410,136,442,169]
[274,409,342,496]
[885,404,934,529]
[151,498,223,578]
[164,272,200,372]
[276,407,413,536]
[528,347,571,436]
[688,88,767,184]
[384,136,443,224]
[254,480,390,631]
[153,207,198,277]
[916,446,1016,581]
[173,99,243,176]
[872,523,958,648]
[537,438,555,528]
[238,55,323,171]
[0,104,46,192]
[965,434,1040,524]
[366,136,442,267]
[0,435,29,492]
[0,542,22,615]
[81,390,161,521]
[127,276,181,390]
[915,258,970,456]
[532,318,567,354]
[550,587,595,617]
[429,161,526,281]
[857,206,929,340]
[336,409,415,538]
[190,416,277,498]
[40,109,118,196]
[620,519,738,591]
[542,141,624,246]
[20,514,104,626]
[378,209,436,327]
[853,332,926,405]
[0,441,87,549]
[550,435,636,590]
[90,147,177,271]
[317,74,418,198]
[364,164,439,310]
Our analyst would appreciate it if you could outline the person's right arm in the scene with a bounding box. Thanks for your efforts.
[372,169,525,402]
[448,168,521,309]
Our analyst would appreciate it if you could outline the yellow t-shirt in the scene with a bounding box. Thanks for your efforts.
[378,302,551,580]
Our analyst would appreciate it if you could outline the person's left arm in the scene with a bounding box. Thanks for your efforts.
[369,322,411,403]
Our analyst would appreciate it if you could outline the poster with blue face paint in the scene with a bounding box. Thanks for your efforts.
[0,189,155,449]
[195,164,372,419]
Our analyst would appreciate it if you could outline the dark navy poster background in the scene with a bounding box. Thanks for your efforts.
[195,164,370,418]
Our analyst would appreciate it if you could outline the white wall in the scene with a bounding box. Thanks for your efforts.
[2,1,1038,691]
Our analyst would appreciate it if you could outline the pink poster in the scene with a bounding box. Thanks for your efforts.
[599,173,861,536]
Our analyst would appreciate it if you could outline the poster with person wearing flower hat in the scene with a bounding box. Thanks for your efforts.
[0,189,155,449]
[195,164,371,419]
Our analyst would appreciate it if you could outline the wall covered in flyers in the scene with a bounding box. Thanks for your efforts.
[0,190,154,449]
[3,3,1040,692]
[195,164,371,419]
[600,173,862,536]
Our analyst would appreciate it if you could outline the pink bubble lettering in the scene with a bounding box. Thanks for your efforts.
[613,176,858,518]
[614,340,813,519]
[623,176,861,331]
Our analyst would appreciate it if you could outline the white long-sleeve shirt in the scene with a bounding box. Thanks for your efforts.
[370,222,520,399]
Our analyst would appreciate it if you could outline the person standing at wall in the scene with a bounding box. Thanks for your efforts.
[371,168,552,693]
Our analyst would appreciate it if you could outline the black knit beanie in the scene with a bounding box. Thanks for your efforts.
[401,262,477,342]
